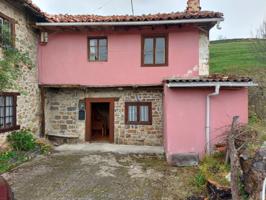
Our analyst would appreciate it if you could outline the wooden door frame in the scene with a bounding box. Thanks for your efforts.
[85,98,114,143]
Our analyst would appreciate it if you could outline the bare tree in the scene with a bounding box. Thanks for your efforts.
[253,20,266,63]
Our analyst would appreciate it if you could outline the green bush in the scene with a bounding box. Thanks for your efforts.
[7,130,36,151]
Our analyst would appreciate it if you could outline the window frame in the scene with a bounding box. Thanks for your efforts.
[0,92,20,133]
[88,37,108,62]
[141,34,168,67]
[0,12,15,47]
[125,102,152,125]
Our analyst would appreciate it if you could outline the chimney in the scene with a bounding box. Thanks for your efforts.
[186,0,201,12]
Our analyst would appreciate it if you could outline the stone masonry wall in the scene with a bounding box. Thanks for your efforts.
[45,87,163,146]
[0,1,41,144]
[199,31,209,76]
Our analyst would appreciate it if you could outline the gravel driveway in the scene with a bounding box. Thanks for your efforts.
[3,151,199,200]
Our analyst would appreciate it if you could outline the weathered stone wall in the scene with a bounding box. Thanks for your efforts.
[0,0,41,144]
[199,31,209,76]
[45,87,163,146]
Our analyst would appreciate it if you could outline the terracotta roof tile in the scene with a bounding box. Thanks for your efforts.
[166,75,253,83]
[46,11,223,23]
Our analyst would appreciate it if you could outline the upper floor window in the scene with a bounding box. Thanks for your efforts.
[88,37,108,61]
[0,13,14,47]
[0,93,20,133]
[142,35,168,66]
[125,102,152,125]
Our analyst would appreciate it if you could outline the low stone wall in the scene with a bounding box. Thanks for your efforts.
[45,87,163,146]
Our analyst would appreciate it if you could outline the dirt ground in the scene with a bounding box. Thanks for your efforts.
[3,151,200,200]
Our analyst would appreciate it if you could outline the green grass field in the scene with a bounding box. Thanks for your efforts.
[210,39,266,74]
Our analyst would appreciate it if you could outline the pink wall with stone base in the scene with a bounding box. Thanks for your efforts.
[163,86,248,160]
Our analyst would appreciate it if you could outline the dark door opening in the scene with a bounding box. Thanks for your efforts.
[91,103,109,142]
[85,98,114,143]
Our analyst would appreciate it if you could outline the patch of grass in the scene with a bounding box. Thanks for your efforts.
[210,39,266,74]
[195,153,230,188]
[0,151,28,173]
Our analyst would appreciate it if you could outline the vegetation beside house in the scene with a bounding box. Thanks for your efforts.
[190,38,266,199]
[0,129,52,174]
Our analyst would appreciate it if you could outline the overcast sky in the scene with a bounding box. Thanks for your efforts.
[32,0,266,40]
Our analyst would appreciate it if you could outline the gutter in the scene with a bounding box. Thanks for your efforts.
[206,84,220,154]
[167,82,257,88]
[36,18,224,27]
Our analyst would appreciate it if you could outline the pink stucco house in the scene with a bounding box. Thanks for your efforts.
[34,0,256,165]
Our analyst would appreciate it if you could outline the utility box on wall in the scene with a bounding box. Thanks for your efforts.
[78,100,85,120]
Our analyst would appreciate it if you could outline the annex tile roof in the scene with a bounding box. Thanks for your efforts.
[166,75,253,84]
[45,11,223,23]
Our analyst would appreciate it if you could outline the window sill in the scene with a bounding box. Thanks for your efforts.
[141,64,168,67]
[88,60,108,62]
[0,125,20,133]
[126,122,152,126]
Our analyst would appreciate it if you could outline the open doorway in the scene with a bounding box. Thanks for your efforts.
[91,103,109,141]
[85,98,114,143]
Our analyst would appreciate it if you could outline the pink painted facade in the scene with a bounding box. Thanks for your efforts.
[164,86,248,160]
[38,26,199,86]
[37,21,251,165]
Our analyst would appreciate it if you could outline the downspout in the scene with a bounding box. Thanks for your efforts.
[206,84,220,154]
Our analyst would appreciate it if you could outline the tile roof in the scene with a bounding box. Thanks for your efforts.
[17,0,47,18]
[45,11,223,23]
[166,75,253,84]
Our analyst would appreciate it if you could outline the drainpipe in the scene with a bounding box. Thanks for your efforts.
[262,177,266,200]
[206,84,220,154]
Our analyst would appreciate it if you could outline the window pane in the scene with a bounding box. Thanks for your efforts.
[99,39,107,47]
[99,46,107,61]
[6,96,13,106]
[144,38,154,64]
[140,106,149,122]
[0,96,3,128]
[0,18,3,44]
[89,39,97,47]
[2,20,12,46]
[128,105,137,122]
[89,46,97,61]
[155,37,165,64]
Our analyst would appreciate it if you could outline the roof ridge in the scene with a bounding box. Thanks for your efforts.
[45,10,223,23]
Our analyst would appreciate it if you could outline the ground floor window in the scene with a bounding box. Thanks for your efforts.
[125,102,152,125]
[0,93,19,133]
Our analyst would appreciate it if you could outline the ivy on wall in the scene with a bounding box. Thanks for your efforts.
[0,24,33,91]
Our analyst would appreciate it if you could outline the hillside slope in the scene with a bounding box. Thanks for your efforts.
[210,39,266,74]
[210,39,266,120]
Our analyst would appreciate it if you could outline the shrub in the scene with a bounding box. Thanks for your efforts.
[199,153,230,187]
[7,130,36,151]
[36,138,52,155]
